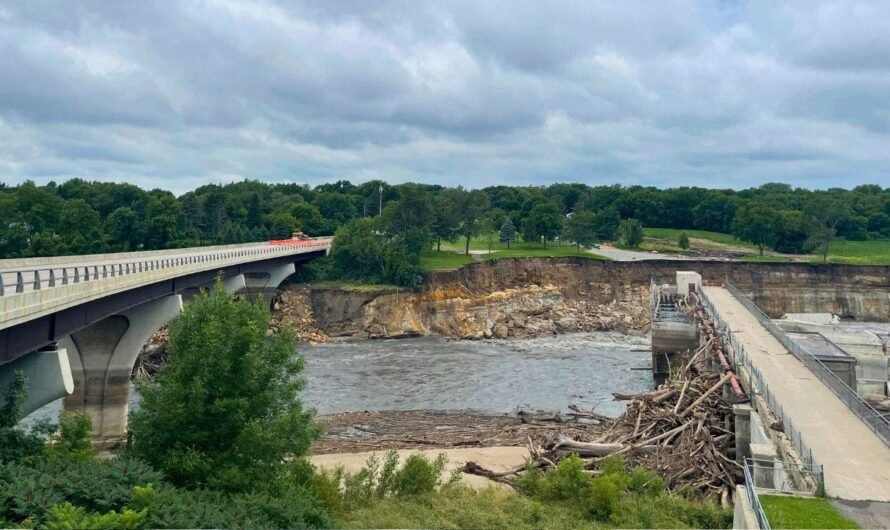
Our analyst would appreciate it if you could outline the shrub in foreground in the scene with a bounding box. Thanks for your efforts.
[129,282,319,492]
[0,456,331,529]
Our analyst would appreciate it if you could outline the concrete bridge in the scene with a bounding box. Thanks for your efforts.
[0,238,331,441]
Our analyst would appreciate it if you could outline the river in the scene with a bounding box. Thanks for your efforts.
[25,332,652,424]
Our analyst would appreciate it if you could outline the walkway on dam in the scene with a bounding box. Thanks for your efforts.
[703,286,890,502]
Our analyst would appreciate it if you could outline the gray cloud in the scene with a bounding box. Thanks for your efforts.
[0,0,888,193]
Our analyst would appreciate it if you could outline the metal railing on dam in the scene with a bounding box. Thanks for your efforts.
[721,281,890,448]
[0,239,331,328]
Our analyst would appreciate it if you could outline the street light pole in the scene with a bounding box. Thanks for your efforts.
[378,185,383,216]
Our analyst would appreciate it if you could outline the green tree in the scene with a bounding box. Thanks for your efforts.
[564,211,599,253]
[678,232,690,250]
[58,199,101,239]
[522,202,563,247]
[106,207,143,251]
[806,195,851,263]
[499,218,517,249]
[431,192,460,251]
[455,189,490,255]
[290,202,326,235]
[313,192,357,230]
[732,204,779,255]
[381,185,432,241]
[329,218,386,281]
[592,207,621,241]
[246,193,263,229]
[618,218,644,248]
[129,282,319,491]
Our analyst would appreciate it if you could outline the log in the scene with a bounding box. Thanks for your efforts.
[567,404,613,423]
[679,373,730,418]
[553,438,663,457]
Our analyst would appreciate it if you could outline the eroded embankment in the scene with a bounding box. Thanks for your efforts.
[299,258,890,340]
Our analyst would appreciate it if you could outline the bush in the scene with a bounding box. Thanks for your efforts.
[618,218,644,248]
[0,457,163,526]
[330,450,458,511]
[515,454,591,501]
[678,231,690,250]
[129,281,319,492]
[45,412,94,460]
[510,454,730,528]
[44,502,146,530]
[394,453,448,497]
[0,456,331,529]
[587,473,622,520]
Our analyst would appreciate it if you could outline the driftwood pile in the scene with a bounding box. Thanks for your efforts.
[464,330,744,500]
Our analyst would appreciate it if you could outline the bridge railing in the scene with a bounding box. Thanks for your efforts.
[723,281,890,448]
[0,239,331,298]
[697,287,823,474]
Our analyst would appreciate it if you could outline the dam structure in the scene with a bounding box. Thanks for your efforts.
[0,238,331,443]
[702,281,890,501]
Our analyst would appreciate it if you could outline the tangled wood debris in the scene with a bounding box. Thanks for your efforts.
[463,294,747,500]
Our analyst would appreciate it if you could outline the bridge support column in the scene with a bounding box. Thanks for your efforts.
[0,346,74,418]
[243,263,296,305]
[63,295,182,443]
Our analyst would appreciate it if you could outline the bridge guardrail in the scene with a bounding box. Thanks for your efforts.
[0,239,331,298]
[723,280,890,448]
[697,287,823,473]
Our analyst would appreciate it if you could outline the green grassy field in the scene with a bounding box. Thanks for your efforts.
[429,235,609,269]
[643,227,754,248]
[759,495,859,529]
[421,250,477,270]
[644,227,890,264]
[739,254,791,263]
[311,280,401,292]
[480,243,609,260]
[816,240,890,265]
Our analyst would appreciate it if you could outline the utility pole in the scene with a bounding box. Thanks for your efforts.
[378,184,383,216]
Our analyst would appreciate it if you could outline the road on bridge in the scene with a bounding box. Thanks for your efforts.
[704,286,890,502]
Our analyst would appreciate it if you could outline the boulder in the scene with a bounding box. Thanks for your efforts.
[493,323,510,338]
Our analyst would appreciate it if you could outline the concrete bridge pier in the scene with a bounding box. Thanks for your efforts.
[62,295,182,443]
[242,263,296,306]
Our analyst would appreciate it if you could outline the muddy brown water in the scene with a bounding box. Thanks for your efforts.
[25,332,653,425]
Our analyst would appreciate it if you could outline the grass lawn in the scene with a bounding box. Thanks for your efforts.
[480,242,609,260]
[640,241,685,253]
[739,254,792,263]
[759,495,859,529]
[311,280,401,292]
[434,235,610,267]
[421,250,476,270]
[818,240,890,265]
[643,227,754,249]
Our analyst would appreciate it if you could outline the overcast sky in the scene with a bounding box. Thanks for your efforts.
[1,1,889,194]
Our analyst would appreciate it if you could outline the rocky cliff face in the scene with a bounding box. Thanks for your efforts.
[310,282,648,339]
[301,258,890,340]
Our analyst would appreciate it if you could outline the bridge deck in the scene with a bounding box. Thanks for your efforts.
[704,286,890,502]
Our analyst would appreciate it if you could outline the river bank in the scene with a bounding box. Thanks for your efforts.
[312,409,608,455]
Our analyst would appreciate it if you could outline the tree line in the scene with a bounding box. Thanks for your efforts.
[2,179,888,279]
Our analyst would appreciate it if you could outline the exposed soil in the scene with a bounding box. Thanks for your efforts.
[311,409,608,454]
